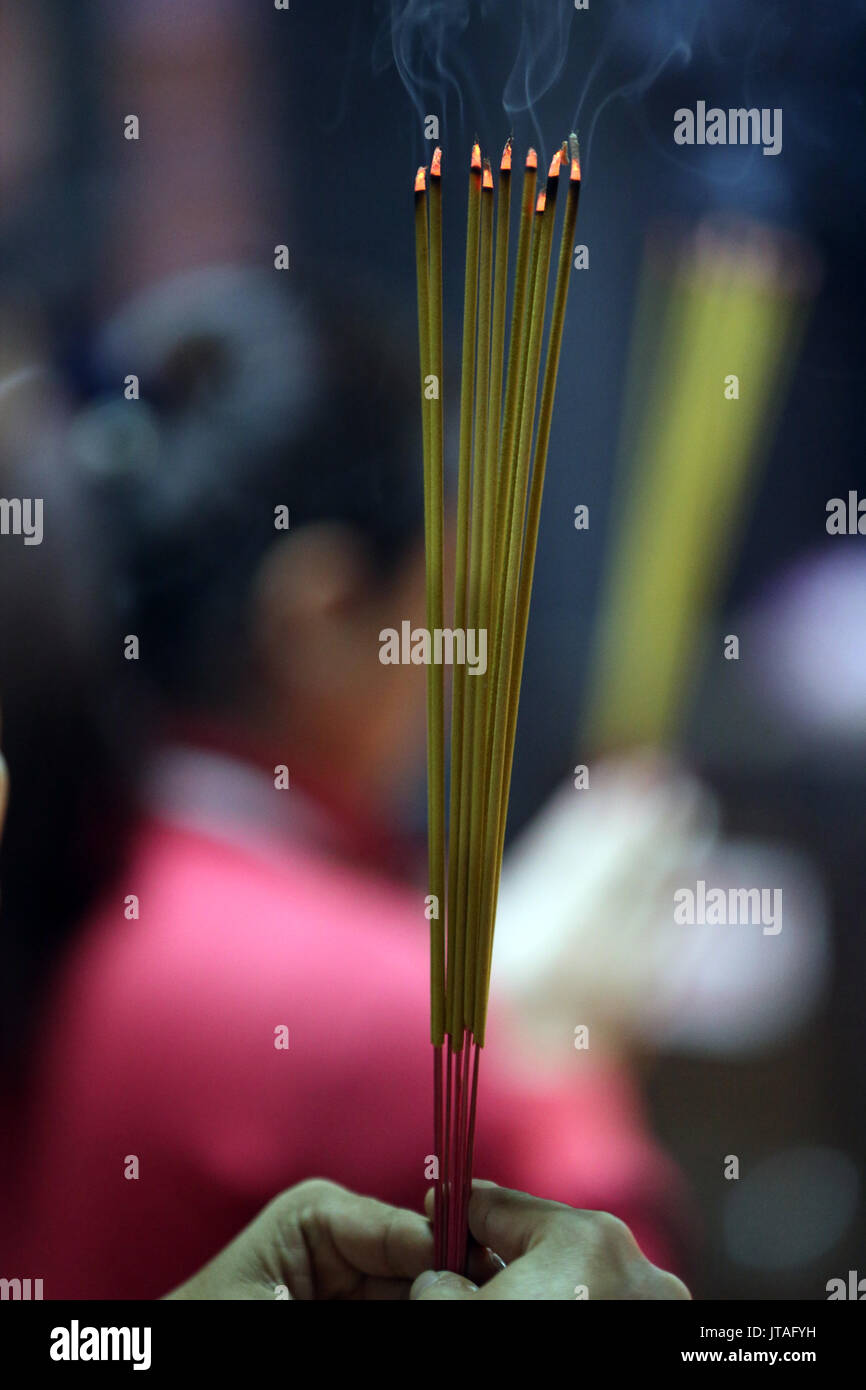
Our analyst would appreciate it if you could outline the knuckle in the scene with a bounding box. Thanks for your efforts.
[278,1177,344,1220]
[586,1209,637,1255]
[292,1177,341,1202]
[653,1270,692,1301]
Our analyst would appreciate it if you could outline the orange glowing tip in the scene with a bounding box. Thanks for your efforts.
[471,142,482,171]
[547,149,565,180]
[526,147,538,170]
[431,147,442,178]
[536,190,547,213]
[501,140,513,172]
[415,166,427,194]
[482,160,494,190]
[571,155,581,182]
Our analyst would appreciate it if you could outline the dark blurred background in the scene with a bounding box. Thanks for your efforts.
[1,0,864,1299]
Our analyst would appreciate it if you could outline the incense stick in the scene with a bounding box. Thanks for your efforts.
[494,149,538,594]
[425,151,448,1270]
[473,151,564,1042]
[413,163,437,1028]
[461,159,494,1029]
[469,144,513,1031]
[445,143,482,1045]
[413,138,583,1272]
[484,151,584,1019]
[483,141,513,637]
[427,149,446,1048]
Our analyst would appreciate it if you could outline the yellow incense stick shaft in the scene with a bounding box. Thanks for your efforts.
[461,168,494,1025]
[471,164,513,1015]
[484,159,512,630]
[482,167,583,1020]
[446,151,482,1039]
[493,158,537,590]
[414,173,445,1043]
[501,166,581,834]
[428,165,446,1044]
[474,175,560,1041]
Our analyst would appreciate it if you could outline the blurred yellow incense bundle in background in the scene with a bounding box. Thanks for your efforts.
[586,220,818,753]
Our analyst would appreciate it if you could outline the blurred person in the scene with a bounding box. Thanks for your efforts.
[0,664,691,1305]
[0,369,136,1072]
[0,268,686,1298]
[0,372,140,1310]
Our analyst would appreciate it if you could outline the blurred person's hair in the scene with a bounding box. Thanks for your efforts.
[0,371,136,1071]
[73,266,425,718]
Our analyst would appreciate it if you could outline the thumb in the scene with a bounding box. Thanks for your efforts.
[410,1270,478,1301]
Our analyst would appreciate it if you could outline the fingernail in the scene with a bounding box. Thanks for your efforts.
[411,1270,479,1298]
[472,1178,499,1189]
[487,1249,506,1270]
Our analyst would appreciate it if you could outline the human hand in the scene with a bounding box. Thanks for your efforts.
[165,1179,442,1300]
[411,1181,691,1301]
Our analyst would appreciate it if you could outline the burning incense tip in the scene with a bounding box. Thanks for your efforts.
[571,156,581,182]
[547,149,564,180]
[501,140,512,173]
[471,142,482,172]
[526,148,538,170]
[536,190,547,213]
[431,147,442,178]
[415,166,427,194]
[482,160,494,190]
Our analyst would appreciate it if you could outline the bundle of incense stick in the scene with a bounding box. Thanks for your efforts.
[414,136,581,1273]
[585,220,814,752]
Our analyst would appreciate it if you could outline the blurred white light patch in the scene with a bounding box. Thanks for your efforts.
[724,1146,860,1271]
[749,550,866,738]
[635,840,829,1055]
[494,755,828,1061]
